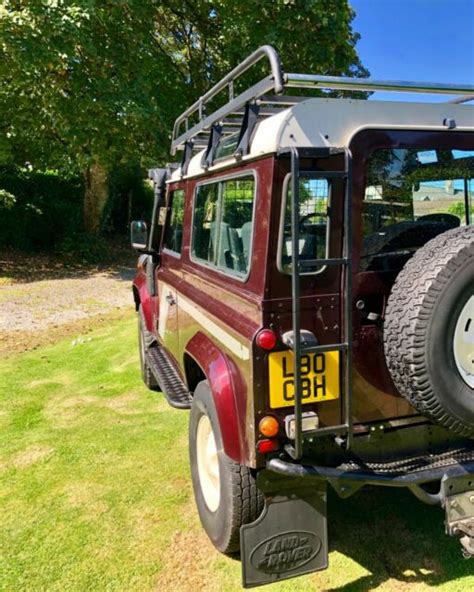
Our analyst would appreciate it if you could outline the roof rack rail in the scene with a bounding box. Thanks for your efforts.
[447,95,474,104]
[171,45,283,156]
[171,45,474,159]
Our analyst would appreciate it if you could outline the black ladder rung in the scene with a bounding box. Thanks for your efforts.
[299,257,348,268]
[300,343,348,354]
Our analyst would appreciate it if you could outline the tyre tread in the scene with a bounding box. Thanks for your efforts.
[225,460,264,553]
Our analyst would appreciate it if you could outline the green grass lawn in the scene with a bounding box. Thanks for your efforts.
[0,312,473,591]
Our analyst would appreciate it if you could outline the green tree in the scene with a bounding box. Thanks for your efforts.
[449,199,474,219]
[0,0,367,234]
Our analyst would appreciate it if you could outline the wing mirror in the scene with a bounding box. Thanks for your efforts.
[130,220,149,251]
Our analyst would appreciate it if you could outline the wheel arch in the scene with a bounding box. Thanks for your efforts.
[184,332,250,466]
[184,353,206,394]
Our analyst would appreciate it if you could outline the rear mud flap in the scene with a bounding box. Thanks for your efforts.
[240,469,328,588]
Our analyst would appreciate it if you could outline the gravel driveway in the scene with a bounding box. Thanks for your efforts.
[0,255,136,357]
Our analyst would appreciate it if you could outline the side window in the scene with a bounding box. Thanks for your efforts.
[279,176,330,274]
[163,189,185,254]
[191,175,256,277]
[219,177,255,274]
[192,182,219,263]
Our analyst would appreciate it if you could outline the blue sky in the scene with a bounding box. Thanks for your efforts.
[350,0,474,102]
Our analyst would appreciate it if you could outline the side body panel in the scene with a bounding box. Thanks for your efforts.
[159,158,275,467]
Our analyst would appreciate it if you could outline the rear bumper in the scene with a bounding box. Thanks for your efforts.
[267,449,474,505]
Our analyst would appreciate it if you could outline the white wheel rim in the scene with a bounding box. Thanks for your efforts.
[196,415,221,512]
[454,295,474,389]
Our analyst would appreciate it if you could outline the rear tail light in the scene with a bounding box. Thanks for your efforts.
[255,328,277,350]
[257,439,280,454]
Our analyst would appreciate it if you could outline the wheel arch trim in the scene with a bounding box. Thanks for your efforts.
[185,331,250,465]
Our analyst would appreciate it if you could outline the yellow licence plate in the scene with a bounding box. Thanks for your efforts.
[268,351,340,409]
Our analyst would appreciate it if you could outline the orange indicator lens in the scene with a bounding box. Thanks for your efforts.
[259,415,279,438]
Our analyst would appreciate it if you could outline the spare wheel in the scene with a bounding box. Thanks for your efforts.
[384,226,474,436]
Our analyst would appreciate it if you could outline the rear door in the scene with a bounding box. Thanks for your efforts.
[350,129,474,420]
[156,187,185,362]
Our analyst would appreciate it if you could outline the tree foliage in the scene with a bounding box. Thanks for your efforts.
[0,0,368,231]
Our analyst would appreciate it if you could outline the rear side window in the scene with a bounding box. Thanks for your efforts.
[163,189,185,254]
[192,174,255,277]
[279,175,330,274]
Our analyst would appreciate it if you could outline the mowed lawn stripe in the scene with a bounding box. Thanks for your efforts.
[0,312,472,591]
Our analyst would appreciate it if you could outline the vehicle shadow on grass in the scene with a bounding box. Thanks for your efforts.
[327,485,471,591]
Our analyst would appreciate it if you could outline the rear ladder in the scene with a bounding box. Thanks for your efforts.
[283,146,353,460]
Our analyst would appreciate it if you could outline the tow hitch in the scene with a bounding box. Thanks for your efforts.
[442,476,474,558]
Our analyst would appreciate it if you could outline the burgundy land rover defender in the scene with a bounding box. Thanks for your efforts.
[131,46,474,587]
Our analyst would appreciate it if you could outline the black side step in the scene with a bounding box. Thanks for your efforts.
[146,347,192,409]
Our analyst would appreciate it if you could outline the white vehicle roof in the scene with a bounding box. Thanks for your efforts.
[170,97,474,182]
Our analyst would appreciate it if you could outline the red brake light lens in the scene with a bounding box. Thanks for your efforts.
[257,439,280,454]
[255,329,277,350]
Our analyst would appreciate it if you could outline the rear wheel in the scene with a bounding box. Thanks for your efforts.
[189,380,264,554]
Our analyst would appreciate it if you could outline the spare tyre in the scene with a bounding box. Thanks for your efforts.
[384,225,474,436]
